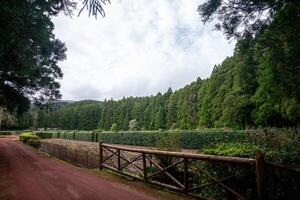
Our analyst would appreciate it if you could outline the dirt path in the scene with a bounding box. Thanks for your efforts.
[0,136,184,200]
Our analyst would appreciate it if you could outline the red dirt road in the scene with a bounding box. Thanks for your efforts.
[0,136,182,200]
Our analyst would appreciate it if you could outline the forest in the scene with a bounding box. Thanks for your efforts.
[15,2,299,131]
[1,1,299,131]
[15,6,300,130]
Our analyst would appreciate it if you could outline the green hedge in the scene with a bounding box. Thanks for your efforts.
[35,131,53,139]
[52,131,60,138]
[0,131,12,135]
[74,131,94,141]
[98,131,159,146]
[36,130,96,142]
[179,130,247,149]
[0,131,21,135]
[97,130,249,149]
[33,130,249,149]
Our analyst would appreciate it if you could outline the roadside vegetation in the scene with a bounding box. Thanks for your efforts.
[27,128,299,166]
[19,131,41,148]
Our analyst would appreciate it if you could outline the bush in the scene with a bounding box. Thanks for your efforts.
[27,138,41,148]
[110,123,119,132]
[202,143,259,157]
[19,132,41,148]
[200,133,300,199]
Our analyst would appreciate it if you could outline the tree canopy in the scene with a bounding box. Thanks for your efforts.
[197,0,296,38]
[0,0,68,114]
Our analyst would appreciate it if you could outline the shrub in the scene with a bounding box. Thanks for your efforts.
[110,123,119,132]
[200,136,300,199]
[128,119,138,131]
[201,143,259,157]
[19,132,40,148]
[27,138,41,148]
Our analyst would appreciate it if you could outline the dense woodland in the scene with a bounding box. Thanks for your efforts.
[1,1,299,131]
[15,2,299,130]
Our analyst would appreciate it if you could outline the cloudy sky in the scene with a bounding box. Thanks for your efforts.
[52,0,236,101]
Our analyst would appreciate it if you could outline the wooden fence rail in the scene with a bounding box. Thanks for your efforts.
[99,142,266,200]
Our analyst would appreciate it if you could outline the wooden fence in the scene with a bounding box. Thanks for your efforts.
[99,142,268,200]
[41,142,99,168]
[40,140,299,199]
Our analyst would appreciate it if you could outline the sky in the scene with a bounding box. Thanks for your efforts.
[52,0,236,101]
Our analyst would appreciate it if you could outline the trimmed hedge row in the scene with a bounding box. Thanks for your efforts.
[0,131,21,135]
[74,131,95,141]
[35,131,53,139]
[98,131,159,146]
[97,130,248,149]
[0,131,12,135]
[179,130,247,149]
[34,130,248,149]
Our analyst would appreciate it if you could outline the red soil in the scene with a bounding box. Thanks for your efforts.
[0,136,183,200]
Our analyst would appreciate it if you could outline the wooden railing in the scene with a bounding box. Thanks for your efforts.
[99,142,267,200]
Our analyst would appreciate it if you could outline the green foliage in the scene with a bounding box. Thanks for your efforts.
[246,128,300,165]
[74,131,94,141]
[61,131,75,140]
[179,130,248,149]
[19,132,40,148]
[202,143,259,157]
[98,130,248,149]
[98,131,159,146]
[52,131,61,138]
[0,0,67,114]
[197,0,293,38]
[128,119,138,131]
[0,131,12,135]
[200,130,300,199]
[156,132,181,151]
[110,123,118,132]
[35,131,53,139]
[201,128,300,166]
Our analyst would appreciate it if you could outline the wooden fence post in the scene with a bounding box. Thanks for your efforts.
[142,153,147,179]
[117,149,121,171]
[149,154,153,168]
[183,158,188,192]
[58,146,61,159]
[256,151,265,200]
[99,142,103,170]
[85,151,88,168]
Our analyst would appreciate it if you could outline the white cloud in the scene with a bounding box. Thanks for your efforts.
[52,0,235,101]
